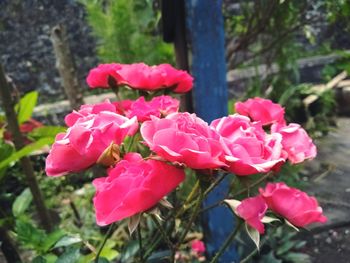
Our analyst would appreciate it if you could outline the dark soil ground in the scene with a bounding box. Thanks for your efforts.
[299,117,350,263]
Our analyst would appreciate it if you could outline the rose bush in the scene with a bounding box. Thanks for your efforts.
[45,62,327,262]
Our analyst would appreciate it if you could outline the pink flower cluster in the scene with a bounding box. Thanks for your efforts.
[86,63,193,93]
[46,63,325,232]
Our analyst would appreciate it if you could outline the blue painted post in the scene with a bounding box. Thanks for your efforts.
[185,1,239,262]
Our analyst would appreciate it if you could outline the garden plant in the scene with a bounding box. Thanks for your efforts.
[44,62,327,262]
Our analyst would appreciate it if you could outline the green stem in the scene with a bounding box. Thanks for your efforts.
[209,219,243,263]
[95,223,115,263]
[203,171,229,197]
[178,172,229,217]
[144,235,162,259]
[137,224,144,262]
[198,200,223,215]
[232,172,272,197]
[197,172,274,216]
[150,215,174,251]
[240,235,268,263]
[178,189,204,245]
[176,180,200,217]
[126,133,136,153]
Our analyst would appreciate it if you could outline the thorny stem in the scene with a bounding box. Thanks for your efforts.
[203,171,229,196]
[137,224,144,262]
[175,180,200,217]
[95,223,115,263]
[180,172,229,215]
[209,219,243,263]
[150,215,174,251]
[240,235,268,263]
[144,235,162,259]
[232,172,272,198]
[194,172,274,217]
[178,188,204,246]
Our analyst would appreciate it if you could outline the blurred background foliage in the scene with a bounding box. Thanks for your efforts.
[79,0,174,64]
[224,0,350,136]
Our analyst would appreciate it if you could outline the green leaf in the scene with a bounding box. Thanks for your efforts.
[0,142,14,161]
[0,137,54,173]
[276,240,298,256]
[12,188,33,217]
[15,91,38,124]
[56,247,80,263]
[245,223,260,250]
[28,126,66,140]
[224,199,241,215]
[100,246,119,261]
[158,198,173,209]
[147,250,171,263]
[261,215,280,224]
[285,219,299,232]
[128,213,141,235]
[0,142,15,179]
[42,254,57,263]
[120,240,138,262]
[15,219,46,251]
[54,236,82,248]
[42,229,66,252]
[283,252,311,263]
[32,254,58,263]
[32,255,46,263]
[259,251,282,263]
[94,257,109,263]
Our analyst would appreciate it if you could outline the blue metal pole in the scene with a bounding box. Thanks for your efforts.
[185,0,239,262]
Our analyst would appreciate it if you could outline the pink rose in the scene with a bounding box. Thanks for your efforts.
[93,153,185,225]
[87,63,193,92]
[45,112,138,176]
[141,112,226,169]
[235,97,286,126]
[191,240,206,254]
[211,114,285,175]
[236,196,268,234]
[64,100,118,127]
[122,95,179,122]
[118,63,194,93]
[260,182,327,227]
[86,63,122,88]
[272,123,317,164]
